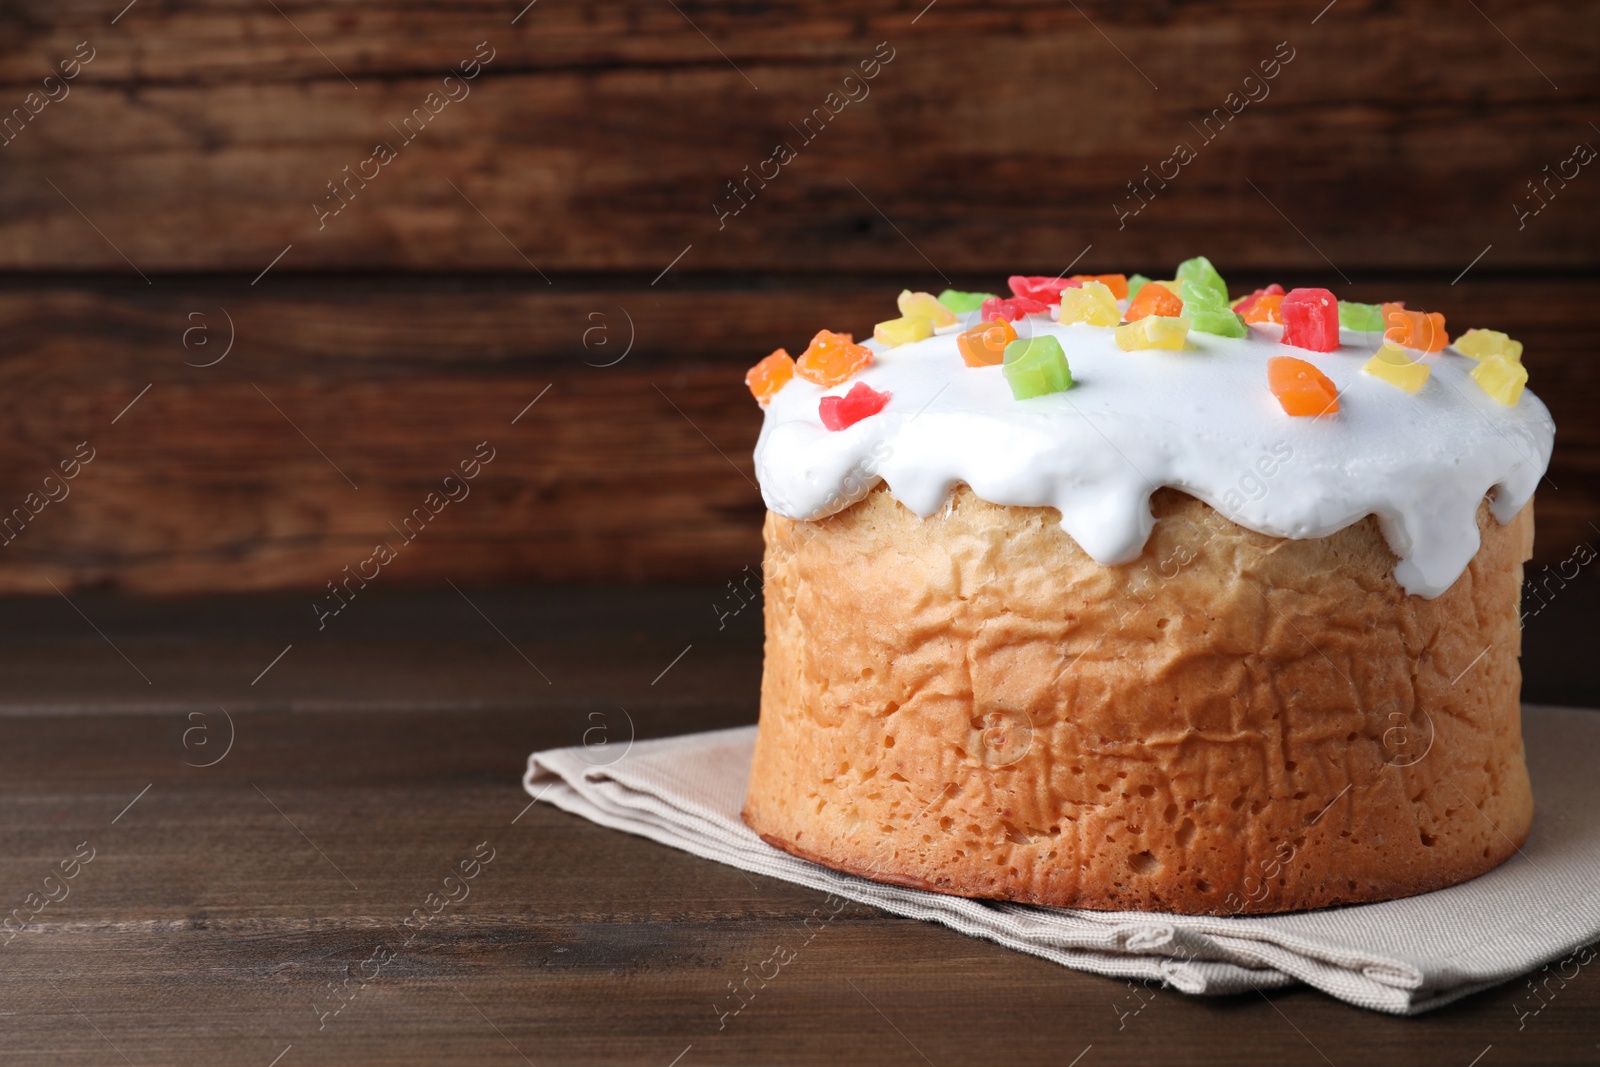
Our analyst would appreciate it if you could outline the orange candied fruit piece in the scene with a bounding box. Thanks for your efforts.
[1381,303,1448,352]
[794,329,873,387]
[1123,281,1182,322]
[1267,356,1339,417]
[957,318,1018,367]
[1070,273,1130,300]
[1243,292,1284,325]
[744,348,795,405]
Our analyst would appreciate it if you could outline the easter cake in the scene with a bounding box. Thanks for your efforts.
[739,261,1554,915]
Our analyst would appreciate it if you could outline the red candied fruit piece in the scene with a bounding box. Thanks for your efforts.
[1280,288,1341,352]
[1008,275,1082,304]
[1232,283,1284,315]
[979,295,1049,322]
[819,382,890,431]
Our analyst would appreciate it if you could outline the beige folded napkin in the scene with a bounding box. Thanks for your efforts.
[524,704,1600,1014]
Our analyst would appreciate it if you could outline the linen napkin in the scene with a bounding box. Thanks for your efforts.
[524,704,1600,1015]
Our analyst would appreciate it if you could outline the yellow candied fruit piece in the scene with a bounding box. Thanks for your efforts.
[1471,353,1528,406]
[1454,328,1523,363]
[1361,343,1430,394]
[873,315,934,348]
[896,290,958,329]
[1115,315,1190,351]
[1057,281,1121,327]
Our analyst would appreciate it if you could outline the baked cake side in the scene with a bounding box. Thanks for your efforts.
[744,487,1533,914]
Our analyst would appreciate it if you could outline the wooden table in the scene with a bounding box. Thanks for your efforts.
[2,582,1597,1066]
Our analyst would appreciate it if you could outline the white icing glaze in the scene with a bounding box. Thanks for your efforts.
[753,313,1555,599]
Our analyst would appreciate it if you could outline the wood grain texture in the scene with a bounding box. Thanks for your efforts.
[0,2,1594,272]
[0,275,1592,593]
[0,587,1594,1066]
[0,0,1593,595]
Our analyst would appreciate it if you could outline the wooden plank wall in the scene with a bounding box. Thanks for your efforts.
[0,1,1595,592]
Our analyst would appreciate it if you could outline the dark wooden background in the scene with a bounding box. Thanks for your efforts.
[0,0,1594,593]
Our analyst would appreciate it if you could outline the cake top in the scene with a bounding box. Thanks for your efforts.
[745,259,1555,599]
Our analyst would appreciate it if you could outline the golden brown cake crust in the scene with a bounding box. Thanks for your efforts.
[741,486,1535,915]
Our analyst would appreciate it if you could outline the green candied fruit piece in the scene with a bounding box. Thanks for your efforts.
[1178,278,1224,309]
[937,289,997,314]
[1125,274,1151,300]
[1002,335,1073,399]
[1175,256,1228,304]
[1187,305,1248,338]
[1179,279,1247,337]
[1338,300,1385,332]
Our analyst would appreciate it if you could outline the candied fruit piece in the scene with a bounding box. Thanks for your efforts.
[1187,306,1248,338]
[745,348,794,406]
[1244,293,1284,325]
[1124,281,1183,322]
[795,329,873,387]
[1126,274,1152,300]
[1232,284,1284,314]
[1280,288,1341,352]
[980,295,1049,322]
[1381,303,1448,352]
[1002,335,1073,399]
[1009,275,1081,304]
[1471,354,1528,406]
[1455,328,1523,363]
[873,315,933,348]
[1362,343,1430,394]
[937,289,997,314]
[957,319,1017,367]
[1058,281,1121,326]
[1338,301,1385,332]
[1115,315,1190,351]
[898,289,958,329]
[1380,303,1407,340]
[1179,279,1220,307]
[1413,311,1449,352]
[819,381,891,430]
[1070,273,1130,300]
[1176,256,1228,304]
[1268,356,1339,416]
[1180,279,1246,337]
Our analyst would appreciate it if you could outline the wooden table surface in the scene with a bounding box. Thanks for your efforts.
[2,581,1598,1067]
